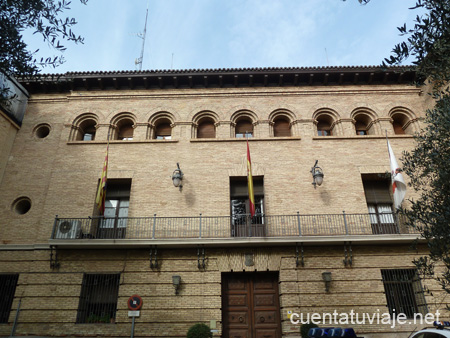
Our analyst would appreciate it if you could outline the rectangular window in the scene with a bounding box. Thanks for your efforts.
[97,179,131,239]
[0,274,19,323]
[381,269,427,318]
[362,175,399,234]
[230,176,264,237]
[76,273,120,324]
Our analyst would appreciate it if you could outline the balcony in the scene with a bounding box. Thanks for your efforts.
[49,212,420,248]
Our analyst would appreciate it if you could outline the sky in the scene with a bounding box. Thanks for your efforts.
[22,0,424,74]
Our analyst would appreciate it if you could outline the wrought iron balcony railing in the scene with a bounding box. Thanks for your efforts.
[50,212,418,241]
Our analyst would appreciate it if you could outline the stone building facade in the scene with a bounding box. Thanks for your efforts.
[0,67,447,338]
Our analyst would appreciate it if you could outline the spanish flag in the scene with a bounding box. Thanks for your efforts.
[95,145,108,215]
[247,139,255,217]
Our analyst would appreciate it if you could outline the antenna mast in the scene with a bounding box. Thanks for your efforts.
[135,4,149,71]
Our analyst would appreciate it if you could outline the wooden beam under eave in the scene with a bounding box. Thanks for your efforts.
[368,73,374,85]
[172,76,178,88]
[40,82,48,93]
[204,76,208,88]
[97,78,104,90]
[279,74,284,86]
[323,74,329,85]
[219,75,223,88]
[339,73,344,85]
[113,78,119,89]
[383,72,389,84]
[234,75,238,87]
[264,75,268,87]
[309,74,314,85]
[83,78,89,90]
[294,74,299,85]
[128,77,134,89]
[158,77,164,89]
[397,72,404,83]
[68,79,75,91]
[353,73,359,85]
[143,77,148,89]
[249,74,254,86]
[188,76,193,88]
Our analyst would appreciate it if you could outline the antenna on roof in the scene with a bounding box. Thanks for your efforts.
[135,3,149,71]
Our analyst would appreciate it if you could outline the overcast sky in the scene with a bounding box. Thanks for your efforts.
[22,0,424,73]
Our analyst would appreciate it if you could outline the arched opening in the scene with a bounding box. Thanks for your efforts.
[78,119,97,141]
[273,117,291,137]
[116,119,134,140]
[154,118,172,140]
[316,115,333,136]
[235,118,253,138]
[197,117,215,138]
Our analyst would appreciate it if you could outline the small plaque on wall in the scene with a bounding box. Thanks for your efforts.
[245,253,254,266]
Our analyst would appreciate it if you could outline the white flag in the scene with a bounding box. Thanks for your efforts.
[387,140,407,209]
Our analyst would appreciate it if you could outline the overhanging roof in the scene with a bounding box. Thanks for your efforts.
[19,65,417,94]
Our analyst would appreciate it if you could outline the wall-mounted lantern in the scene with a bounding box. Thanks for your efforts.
[311,160,324,188]
[172,163,183,191]
[172,275,181,295]
[322,271,332,292]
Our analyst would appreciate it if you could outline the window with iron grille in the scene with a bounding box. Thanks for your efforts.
[76,273,120,324]
[381,269,427,318]
[0,274,19,323]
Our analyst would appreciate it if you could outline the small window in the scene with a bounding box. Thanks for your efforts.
[12,197,31,215]
[317,121,332,136]
[76,273,120,324]
[116,120,134,140]
[392,113,409,135]
[355,121,368,135]
[34,124,51,139]
[381,269,427,319]
[197,118,215,138]
[273,118,291,137]
[154,119,172,140]
[77,119,97,141]
[0,274,19,323]
[354,114,373,135]
[235,118,253,138]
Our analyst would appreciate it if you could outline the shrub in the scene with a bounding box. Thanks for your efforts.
[187,323,212,338]
[300,322,318,338]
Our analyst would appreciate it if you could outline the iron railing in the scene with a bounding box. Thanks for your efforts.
[50,212,418,240]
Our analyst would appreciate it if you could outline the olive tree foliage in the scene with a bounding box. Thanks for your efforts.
[349,0,450,296]
[0,0,87,105]
[382,0,450,296]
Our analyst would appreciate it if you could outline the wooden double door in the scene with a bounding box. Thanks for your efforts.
[222,272,282,338]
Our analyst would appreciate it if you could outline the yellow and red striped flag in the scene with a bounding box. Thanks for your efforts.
[95,145,108,215]
[247,139,255,217]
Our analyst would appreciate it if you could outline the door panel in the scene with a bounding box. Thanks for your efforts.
[223,273,281,338]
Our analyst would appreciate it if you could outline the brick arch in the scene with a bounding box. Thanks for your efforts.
[191,110,220,125]
[350,107,379,121]
[389,106,420,134]
[110,112,137,126]
[230,109,259,124]
[145,108,181,123]
[312,107,340,122]
[268,108,297,123]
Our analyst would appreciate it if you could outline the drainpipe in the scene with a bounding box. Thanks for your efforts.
[10,298,21,337]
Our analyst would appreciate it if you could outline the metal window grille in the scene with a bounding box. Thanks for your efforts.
[381,269,428,318]
[0,274,19,323]
[76,273,120,324]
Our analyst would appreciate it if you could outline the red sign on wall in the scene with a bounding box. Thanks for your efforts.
[127,294,143,310]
